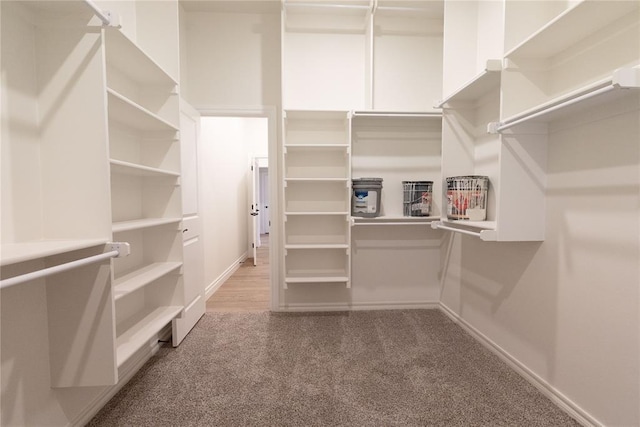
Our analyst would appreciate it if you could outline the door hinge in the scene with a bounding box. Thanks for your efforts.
[252,243,255,248]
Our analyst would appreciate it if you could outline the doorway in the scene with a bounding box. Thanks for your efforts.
[198,110,276,312]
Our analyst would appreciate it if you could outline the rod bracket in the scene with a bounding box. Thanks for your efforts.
[108,242,131,258]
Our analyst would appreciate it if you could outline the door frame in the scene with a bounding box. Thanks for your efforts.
[196,106,279,311]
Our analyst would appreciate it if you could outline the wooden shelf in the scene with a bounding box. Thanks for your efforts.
[110,159,180,178]
[107,89,179,132]
[112,218,181,233]
[104,30,177,86]
[492,68,640,133]
[116,305,183,367]
[1,239,108,267]
[505,1,639,59]
[436,60,502,108]
[113,262,183,301]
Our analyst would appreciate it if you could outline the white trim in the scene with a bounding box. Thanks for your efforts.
[275,301,440,312]
[205,252,248,299]
[195,105,280,312]
[438,303,600,427]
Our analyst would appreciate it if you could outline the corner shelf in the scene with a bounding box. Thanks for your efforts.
[436,60,502,108]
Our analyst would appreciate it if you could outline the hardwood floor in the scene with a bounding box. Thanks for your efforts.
[206,234,271,312]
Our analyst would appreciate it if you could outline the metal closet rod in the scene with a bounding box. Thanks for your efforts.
[495,84,616,133]
[0,243,130,290]
[83,0,120,27]
[431,222,482,238]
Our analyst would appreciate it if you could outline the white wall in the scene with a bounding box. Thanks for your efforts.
[440,107,640,426]
[200,117,268,293]
[181,9,281,108]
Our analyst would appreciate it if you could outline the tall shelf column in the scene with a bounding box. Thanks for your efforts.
[282,110,352,288]
[104,28,185,367]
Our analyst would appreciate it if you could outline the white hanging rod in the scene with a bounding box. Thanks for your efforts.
[83,0,121,27]
[494,84,615,133]
[0,242,130,290]
[494,67,640,133]
[431,222,482,238]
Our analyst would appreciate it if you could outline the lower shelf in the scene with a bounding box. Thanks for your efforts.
[116,305,183,367]
[285,275,349,284]
[113,262,183,301]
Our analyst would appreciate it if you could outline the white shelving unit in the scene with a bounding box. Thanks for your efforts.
[0,1,117,388]
[282,110,352,287]
[501,0,639,119]
[281,0,443,111]
[351,112,443,219]
[438,0,549,242]
[371,0,444,111]
[104,28,185,366]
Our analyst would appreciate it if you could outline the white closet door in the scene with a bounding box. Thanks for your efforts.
[174,100,205,344]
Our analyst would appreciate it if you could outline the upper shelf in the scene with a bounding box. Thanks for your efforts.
[107,89,179,133]
[436,60,502,108]
[105,30,177,86]
[110,160,180,178]
[284,110,350,120]
[1,239,108,267]
[352,111,441,118]
[490,67,640,133]
[505,0,639,59]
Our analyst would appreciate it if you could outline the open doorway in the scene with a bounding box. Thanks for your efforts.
[199,113,274,312]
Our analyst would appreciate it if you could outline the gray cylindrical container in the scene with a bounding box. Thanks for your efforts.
[352,178,383,217]
[403,181,433,217]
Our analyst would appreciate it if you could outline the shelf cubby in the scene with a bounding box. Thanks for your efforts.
[351,113,442,218]
[371,1,444,111]
[113,261,183,301]
[284,247,350,287]
[115,304,183,367]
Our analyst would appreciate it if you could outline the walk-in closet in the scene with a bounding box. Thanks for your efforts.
[1,0,638,426]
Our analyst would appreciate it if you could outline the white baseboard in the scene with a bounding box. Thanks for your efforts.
[71,341,161,427]
[276,300,440,312]
[205,252,248,300]
[437,303,600,427]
